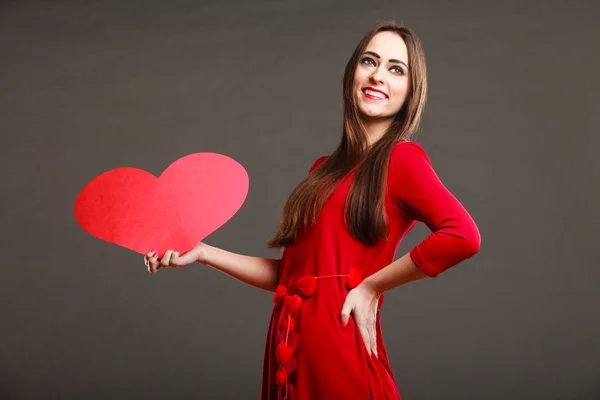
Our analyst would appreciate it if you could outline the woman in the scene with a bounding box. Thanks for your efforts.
[145,20,480,400]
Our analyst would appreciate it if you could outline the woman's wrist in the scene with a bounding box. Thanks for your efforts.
[195,242,211,265]
[361,275,383,297]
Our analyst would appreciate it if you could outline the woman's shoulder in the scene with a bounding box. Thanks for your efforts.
[309,155,329,173]
[391,140,431,164]
[388,141,439,191]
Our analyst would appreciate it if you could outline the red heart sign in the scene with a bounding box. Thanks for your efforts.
[74,153,248,258]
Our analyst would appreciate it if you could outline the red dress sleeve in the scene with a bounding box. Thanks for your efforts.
[389,142,481,277]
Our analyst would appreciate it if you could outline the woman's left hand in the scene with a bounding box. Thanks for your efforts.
[340,279,381,358]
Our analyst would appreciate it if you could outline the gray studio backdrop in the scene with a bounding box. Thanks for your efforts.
[1,1,598,399]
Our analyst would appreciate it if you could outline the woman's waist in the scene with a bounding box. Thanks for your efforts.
[272,270,384,323]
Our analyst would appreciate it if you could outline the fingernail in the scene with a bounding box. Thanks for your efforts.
[152,249,158,257]
[341,320,347,330]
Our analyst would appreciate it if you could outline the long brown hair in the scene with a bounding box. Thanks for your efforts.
[267,20,428,248]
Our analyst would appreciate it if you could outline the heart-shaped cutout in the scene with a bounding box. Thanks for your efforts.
[277,316,295,333]
[346,267,362,289]
[276,344,294,365]
[273,285,287,307]
[74,153,248,257]
[296,276,317,297]
[284,295,302,315]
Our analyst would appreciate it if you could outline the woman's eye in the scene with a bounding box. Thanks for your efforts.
[361,57,376,66]
[390,66,404,75]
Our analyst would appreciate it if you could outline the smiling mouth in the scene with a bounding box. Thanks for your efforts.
[362,88,387,100]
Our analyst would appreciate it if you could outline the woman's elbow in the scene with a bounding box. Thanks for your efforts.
[460,225,481,259]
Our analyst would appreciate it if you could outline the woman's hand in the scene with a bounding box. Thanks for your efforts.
[340,279,381,358]
[144,241,208,274]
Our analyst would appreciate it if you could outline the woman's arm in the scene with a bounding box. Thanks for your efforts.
[362,252,428,295]
[388,142,481,278]
[197,243,280,293]
[145,243,281,293]
[340,143,480,355]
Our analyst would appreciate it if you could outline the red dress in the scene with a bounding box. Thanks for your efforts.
[261,142,481,399]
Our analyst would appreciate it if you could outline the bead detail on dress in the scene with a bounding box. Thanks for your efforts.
[273,285,287,306]
[277,315,295,333]
[296,276,317,296]
[276,344,294,365]
[283,295,302,315]
[271,268,366,399]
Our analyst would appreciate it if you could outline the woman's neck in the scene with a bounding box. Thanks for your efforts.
[364,118,393,146]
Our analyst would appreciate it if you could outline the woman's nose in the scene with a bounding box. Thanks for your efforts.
[370,67,384,83]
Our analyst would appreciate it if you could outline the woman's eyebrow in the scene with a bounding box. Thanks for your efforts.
[363,51,408,69]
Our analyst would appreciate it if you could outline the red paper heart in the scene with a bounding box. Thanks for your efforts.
[273,285,287,307]
[284,295,302,315]
[276,344,294,365]
[277,316,295,333]
[346,267,362,289]
[296,276,317,297]
[276,366,288,386]
[74,153,248,257]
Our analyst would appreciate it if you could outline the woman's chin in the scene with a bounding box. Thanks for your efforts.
[359,109,388,120]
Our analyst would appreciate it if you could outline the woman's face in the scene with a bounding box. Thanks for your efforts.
[353,31,410,121]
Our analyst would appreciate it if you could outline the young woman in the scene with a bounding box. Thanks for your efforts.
[144,20,480,400]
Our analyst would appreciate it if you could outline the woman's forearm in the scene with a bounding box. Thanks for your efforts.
[363,252,428,295]
[198,243,280,292]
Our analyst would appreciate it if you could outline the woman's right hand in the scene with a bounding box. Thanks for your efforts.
[144,241,208,274]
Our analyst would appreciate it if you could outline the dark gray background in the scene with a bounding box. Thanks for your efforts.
[1,0,598,399]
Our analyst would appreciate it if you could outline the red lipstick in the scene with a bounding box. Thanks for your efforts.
[362,86,388,100]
